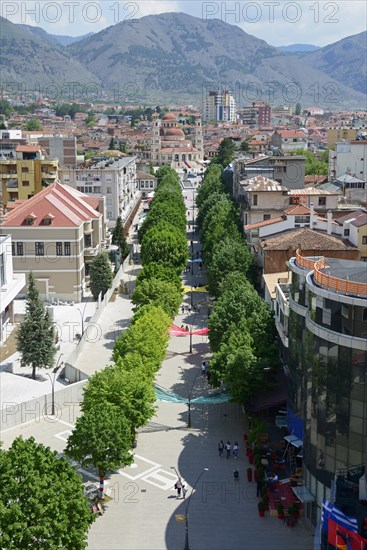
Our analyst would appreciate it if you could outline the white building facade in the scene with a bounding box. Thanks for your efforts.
[329,140,367,182]
[0,235,25,343]
[60,156,140,228]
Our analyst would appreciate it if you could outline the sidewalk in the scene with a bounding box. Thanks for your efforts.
[86,191,314,550]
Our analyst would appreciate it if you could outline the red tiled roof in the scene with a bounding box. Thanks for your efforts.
[1,182,101,228]
[261,228,357,251]
[160,147,198,153]
[284,205,311,215]
[245,216,285,230]
[16,145,41,152]
[277,130,307,139]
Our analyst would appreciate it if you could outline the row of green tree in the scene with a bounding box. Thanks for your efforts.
[66,166,188,500]
[197,163,280,404]
[3,169,189,547]
[131,166,188,317]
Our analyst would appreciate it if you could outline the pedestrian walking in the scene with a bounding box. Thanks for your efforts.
[182,483,188,499]
[226,441,231,459]
[218,440,224,458]
[233,441,239,459]
[174,478,182,498]
[201,361,207,375]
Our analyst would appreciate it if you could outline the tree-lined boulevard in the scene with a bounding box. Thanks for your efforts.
[0,165,314,549]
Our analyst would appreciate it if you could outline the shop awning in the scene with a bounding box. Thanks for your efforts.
[284,434,303,447]
[292,486,315,503]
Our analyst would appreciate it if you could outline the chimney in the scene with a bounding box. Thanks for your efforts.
[327,210,332,235]
[309,202,314,228]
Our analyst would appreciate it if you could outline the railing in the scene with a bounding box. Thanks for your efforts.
[314,262,367,297]
[295,250,318,271]
[296,249,367,298]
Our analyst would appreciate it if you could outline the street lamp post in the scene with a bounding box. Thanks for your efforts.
[46,354,64,416]
[179,366,201,428]
[184,468,209,550]
[170,466,209,550]
[170,465,180,480]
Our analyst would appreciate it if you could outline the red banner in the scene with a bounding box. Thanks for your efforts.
[169,325,209,337]
[191,328,209,335]
[169,324,189,336]
[328,518,366,550]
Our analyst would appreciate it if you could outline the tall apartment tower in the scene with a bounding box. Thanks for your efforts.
[203,90,237,123]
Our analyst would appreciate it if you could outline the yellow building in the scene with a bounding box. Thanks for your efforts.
[1,145,58,206]
[327,128,357,148]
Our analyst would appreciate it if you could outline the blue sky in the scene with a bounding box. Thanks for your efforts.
[2,0,366,46]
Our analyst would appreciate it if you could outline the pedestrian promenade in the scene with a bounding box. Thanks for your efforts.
[0,189,314,549]
[86,189,314,550]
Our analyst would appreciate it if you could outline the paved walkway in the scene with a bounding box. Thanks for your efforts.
[85,189,314,550]
[0,190,314,549]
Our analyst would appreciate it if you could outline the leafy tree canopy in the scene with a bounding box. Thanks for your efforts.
[196,164,224,209]
[136,263,182,292]
[24,119,41,131]
[155,166,177,185]
[65,403,133,494]
[291,148,328,176]
[208,271,264,352]
[206,237,252,296]
[0,436,94,550]
[141,222,188,273]
[131,277,182,318]
[139,201,186,242]
[113,305,170,373]
[82,364,156,436]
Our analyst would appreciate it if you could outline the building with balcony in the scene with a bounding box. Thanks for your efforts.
[136,171,157,198]
[236,175,289,226]
[0,182,108,301]
[0,234,25,344]
[279,251,367,526]
[240,102,271,127]
[233,155,306,199]
[0,129,27,160]
[0,145,58,206]
[271,130,308,153]
[60,156,140,230]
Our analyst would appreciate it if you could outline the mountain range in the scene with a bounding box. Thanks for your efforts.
[1,13,366,108]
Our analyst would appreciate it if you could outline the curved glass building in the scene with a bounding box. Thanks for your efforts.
[287,252,367,525]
